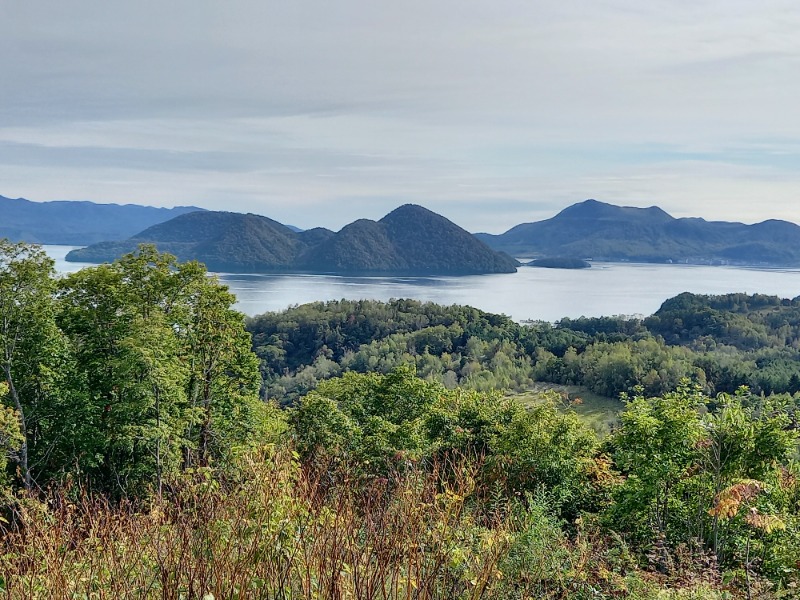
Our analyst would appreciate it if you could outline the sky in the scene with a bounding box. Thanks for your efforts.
[1,0,799,233]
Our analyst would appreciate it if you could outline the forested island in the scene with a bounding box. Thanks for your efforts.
[1,241,799,598]
[528,257,592,269]
[66,204,518,275]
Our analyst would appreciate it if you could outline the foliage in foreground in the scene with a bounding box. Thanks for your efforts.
[2,242,800,598]
[289,370,800,595]
[0,448,736,600]
[4,358,793,597]
[0,241,280,497]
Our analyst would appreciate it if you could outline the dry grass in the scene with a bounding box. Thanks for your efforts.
[0,449,510,600]
[0,447,754,599]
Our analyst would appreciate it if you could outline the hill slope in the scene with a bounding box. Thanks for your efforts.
[477,199,800,265]
[66,211,316,272]
[0,195,203,244]
[299,205,518,275]
[68,205,517,275]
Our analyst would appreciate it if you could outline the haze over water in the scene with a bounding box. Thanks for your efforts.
[47,246,800,322]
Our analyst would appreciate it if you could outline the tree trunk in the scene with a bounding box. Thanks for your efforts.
[182,368,200,470]
[198,378,212,467]
[745,532,752,600]
[4,367,30,490]
[154,383,162,499]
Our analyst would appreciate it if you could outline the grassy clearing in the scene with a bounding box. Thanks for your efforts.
[511,383,622,436]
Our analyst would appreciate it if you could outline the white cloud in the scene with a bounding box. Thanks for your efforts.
[1,0,799,232]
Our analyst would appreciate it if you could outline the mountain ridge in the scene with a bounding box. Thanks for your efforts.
[14,195,800,269]
[477,199,800,266]
[0,195,204,245]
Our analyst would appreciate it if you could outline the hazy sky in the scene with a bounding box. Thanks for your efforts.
[1,1,798,233]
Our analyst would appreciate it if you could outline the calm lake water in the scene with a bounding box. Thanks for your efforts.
[46,245,800,322]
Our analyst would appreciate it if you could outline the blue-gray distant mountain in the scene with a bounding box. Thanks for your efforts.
[477,199,800,266]
[0,195,204,245]
[67,204,518,275]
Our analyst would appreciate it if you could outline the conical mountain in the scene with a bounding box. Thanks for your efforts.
[379,204,517,274]
[299,204,517,275]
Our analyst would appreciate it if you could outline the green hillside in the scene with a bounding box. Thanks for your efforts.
[66,211,312,272]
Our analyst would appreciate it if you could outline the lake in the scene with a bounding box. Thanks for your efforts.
[46,245,800,322]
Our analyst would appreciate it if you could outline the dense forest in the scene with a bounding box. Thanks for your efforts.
[1,242,799,598]
[247,292,800,409]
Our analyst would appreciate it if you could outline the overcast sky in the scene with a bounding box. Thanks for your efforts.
[1,1,798,233]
